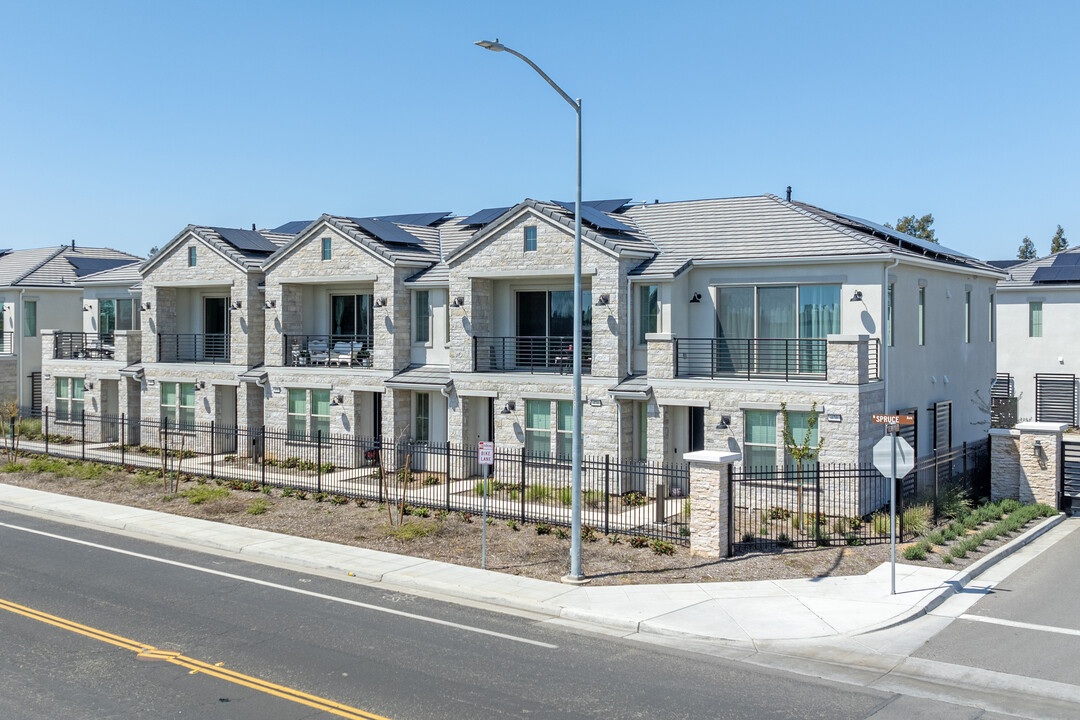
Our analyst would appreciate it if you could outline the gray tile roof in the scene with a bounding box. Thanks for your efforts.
[0,245,142,287]
[996,247,1080,287]
[621,195,998,277]
[318,215,442,267]
[385,364,451,389]
[608,374,651,398]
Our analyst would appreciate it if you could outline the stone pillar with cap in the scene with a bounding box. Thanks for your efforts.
[683,449,741,558]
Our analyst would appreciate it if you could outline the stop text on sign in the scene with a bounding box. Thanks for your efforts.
[872,414,915,425]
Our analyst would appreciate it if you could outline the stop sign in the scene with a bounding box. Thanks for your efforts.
[873,435,915,479]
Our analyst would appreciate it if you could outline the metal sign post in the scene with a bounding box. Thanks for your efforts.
[872,418,915,597]
[478,441,494,570]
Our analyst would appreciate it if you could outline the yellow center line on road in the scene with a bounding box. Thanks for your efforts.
[0,596,392,720]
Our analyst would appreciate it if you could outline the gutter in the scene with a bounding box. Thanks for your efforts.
[882,255,900,413]
[16,288,24,407]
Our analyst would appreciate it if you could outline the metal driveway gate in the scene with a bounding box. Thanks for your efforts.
[1062,438,1080,516]
[1035,373,1077,425]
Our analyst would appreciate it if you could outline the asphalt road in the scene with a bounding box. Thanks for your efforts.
[914,520,1080,687]
[0,507,1009,720]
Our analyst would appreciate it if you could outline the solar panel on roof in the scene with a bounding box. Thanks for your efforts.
[552,201,636,233]
[270,220,312,234]
[374,212,450,227]
[1032,265,1080,283]
[1051,253,1080,266]
[213,227,279,253]
[461,207,512,226]
[68,257,137,277]
[555,199,632,214]
[349,217,424,245]
[832,213,976,261]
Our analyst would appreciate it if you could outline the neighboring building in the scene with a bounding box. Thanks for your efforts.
[36,194,1003,472]
[1,243,141,410]
[993,248,1080,425]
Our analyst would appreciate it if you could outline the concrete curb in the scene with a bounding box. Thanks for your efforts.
[848,511,1066,636]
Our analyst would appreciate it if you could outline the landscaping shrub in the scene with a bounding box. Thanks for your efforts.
[0,462,20,473]
[649,539,676,556]
[607,534,622,545]
[741,532,755,543]
[535,521,553,535]
[621,491,647,507]
[526,485,549,502]
[557,487,573,506]
[833,517,860,535]
[246,498,270,515]
[777,533,793,548]
[871,512,890,536]
[554,527,570,539]
[330,494,348,505]
[389,521,438,540]
[679,526,691,538]
[628,536,649,549]
[423,476,439,486]
[903,542,928,561]
[941,553,954,564]
[927,530,946,546]
[581,525,598,542]
[505,519,519,531]
[178,486,229,505]
[845,533,862,546]
[939,485,973,519]
[902,504,933,537]
[583,490,605,508]
[1000,498,1022,513]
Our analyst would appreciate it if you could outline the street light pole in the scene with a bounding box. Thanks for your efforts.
[475,39,587,582]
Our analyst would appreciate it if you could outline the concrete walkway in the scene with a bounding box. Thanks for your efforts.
[0,483,1063,646]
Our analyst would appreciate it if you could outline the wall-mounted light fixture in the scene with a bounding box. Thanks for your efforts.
[716,414,731,429]
[83,381,93,391]
[230,299,243,310]
[196,380,205,390]
[263,299,276,309]
[141,302,152,311]
[83,304,92,312]
[596,293,610,306]
[589,398,602,407]
[689,292,701,304]
[329,394,344,407]
[453,296,465,307]
[374,297,387,308]
[500,400,516,414]
[850,290,863,302]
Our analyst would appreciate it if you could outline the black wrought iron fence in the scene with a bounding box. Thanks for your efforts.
[730,439,990,553]
[10,409,690,544]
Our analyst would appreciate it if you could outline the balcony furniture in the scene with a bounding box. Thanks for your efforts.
[331,341,365,366]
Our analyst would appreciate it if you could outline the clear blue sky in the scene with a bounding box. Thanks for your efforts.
[1,1,1076,261]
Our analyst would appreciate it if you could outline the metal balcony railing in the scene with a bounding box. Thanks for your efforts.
[54,332,116,360]
[283,334,375,368]
[0,331,13,355]
[157,333,230,363]
[674,338,827,381]
[473,336,592,374]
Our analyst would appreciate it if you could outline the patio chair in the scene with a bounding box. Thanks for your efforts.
[307,339,329,365]
[330,341,363,366]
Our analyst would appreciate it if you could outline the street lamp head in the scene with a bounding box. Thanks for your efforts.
[475,39,506,52]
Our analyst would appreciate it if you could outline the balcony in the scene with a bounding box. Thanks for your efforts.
[473,336,592,374]
[675,338,828,381]
[53,332,117,360]
[283,334,375,368]
[157,333,230,364]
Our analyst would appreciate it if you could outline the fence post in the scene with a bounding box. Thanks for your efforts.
[120,413,125,467]
[260,428,266,488]
[933,447,940,524]
[209,420,215,480]
[727,464,734,557]
[445,442,451,511]
[377,439,384,504]
[604,455,610,537]
[162,416,169,478]
[80,412,86,460]
[814,464,822,543]
[44,407,49,455]
[655,482,665,524]
[316,430,322,493]
[520,447,526,524]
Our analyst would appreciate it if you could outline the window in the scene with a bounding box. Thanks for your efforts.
[98,299,137,337]
[330,294,373,341]
[188,247,197,267]
[744,410,777,469]
[556,400,573,458]
[635,401,648,461]
[886,283,894,347]
[917,287,926,346]
[638,285,658,344]
[55,377,84,422]
[414,392,430,444]
[524,400,551,457]
[1029,301,1043,338]
[160,382,195,429]
[783,411,819,470]
[964,290,971,343]
[444,295,451,345]
[415,290,430,343]
[321,237,332,261]
[524,226,537,252]
[989,294,995,342]
[288,389,330,440]
[23,300,36,337]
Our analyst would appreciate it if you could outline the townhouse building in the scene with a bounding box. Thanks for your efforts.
[37,194,1002,478]
[993,247,1080,426]
[1,243,141,411]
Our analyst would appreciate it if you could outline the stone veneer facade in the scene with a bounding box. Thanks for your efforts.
[989,422,1065,506]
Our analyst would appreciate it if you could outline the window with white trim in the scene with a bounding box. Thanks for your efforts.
[964,290,971,343]
[56,377,84,422]
[743,410,777,470]
[288,388,330,440]
[638,285,658,344]
[160,382,195,429]
[524,225,537,252]
[917,287,926,346]
[414,290,430,344]
[1029,301,1043,338]
[556,400,572,458]
[886,283,894,347]
[414,392,431,444]
[524,400,551,457]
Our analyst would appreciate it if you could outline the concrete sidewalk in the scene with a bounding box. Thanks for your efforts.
[0,483,1063,646]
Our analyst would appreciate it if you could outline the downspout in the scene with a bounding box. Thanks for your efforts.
[882,256,900,413]
[626,275,633,374]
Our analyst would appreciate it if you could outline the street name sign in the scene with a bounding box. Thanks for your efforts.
[872,414,915,425]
